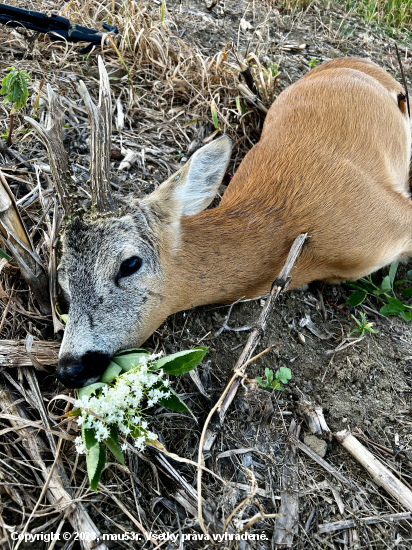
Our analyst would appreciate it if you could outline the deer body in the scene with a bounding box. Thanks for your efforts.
[166,58,412,308]
[27,57,412,387]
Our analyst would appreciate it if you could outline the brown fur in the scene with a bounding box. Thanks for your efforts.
[163,58,412,313]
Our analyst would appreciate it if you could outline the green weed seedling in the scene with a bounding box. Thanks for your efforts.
[308,57,319,69]
[268,61,279,76]
[256,367,292,391]
[0,66,31,146]
[350,311,378,337]
[346,261,412,322]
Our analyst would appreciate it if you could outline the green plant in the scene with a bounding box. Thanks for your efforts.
[345,261,412,321]
[256,367,292,391]
[72,346,207,491]
[350,311,378,337]
[0,248,10,261]
[268,61,278,77]
[308,57,319,69]
[0,66,31,146]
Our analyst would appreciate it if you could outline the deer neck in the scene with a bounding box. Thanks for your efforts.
[165,203,287,312]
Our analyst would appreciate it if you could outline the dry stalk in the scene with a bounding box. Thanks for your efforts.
[15,438,63,550]
[196,345,276,537]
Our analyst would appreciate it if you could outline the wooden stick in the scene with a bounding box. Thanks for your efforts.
[318,512,411,535]
[335,429,412,512]
[203,233,307,453]
[0,339,59,368]
[273,420,300,548]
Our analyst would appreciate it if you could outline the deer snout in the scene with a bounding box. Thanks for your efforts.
[57,351,111,389]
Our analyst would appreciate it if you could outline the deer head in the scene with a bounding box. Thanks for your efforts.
[26,57,231,388]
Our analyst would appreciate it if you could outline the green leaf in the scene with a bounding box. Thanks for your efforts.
[159,386,193,414]
[359,277,379,293]
[381,276,392,291]
[0,248,10,261]
[386,296,405,310]
[77,382,105,399]
[402,287,412,298]
[347,291,367,307]
[103,426,124,465]
[211,100,219,129]
[351,314,362,328]
[407,270,412,281]
[153,347,208,376]
[400,311,412,322]
[113,348,148,356]
[380,304,404,316]
[111,353,148,372]
[388,261,399,285]
[67,408,81,416]
[86,442,106,492]
[100,361,122,383]
[394,280,407,286]
[276,367,292,384]
[255,376,266,388]
[81,426,98,451]
[265,368,273,385]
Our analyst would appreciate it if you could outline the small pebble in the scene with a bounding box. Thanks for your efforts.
[304,435,327,458]
[297,332,306,345]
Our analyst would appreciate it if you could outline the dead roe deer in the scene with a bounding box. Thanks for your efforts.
[26,56,412,388]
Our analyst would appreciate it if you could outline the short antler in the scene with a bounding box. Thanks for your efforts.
[25,87,77,219]
[78,56,115,214]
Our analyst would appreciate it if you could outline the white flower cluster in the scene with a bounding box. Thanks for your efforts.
[74,353,170,454]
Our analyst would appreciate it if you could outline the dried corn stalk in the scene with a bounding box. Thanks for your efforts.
[0,170,51,314]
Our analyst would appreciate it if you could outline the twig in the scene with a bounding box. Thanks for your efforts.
[222,469,257,533]
[0,280,15,334]
[273,420,300,548]
[196,345,275,537]
[318,512,411,535]
[15,438,63,550]
[290,436,352,487]
[325,336,365,356]
[101,488,159,545]
[0,339,59,368]
[335,429,412,512]
[204,233,307,456]
[197,234,307,537]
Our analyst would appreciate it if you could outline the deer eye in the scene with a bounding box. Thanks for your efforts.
[118,256,142,278]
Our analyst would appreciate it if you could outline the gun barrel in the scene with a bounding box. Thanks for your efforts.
[0,2,121,50]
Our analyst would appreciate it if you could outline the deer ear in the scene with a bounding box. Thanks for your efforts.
[145,136,232,219]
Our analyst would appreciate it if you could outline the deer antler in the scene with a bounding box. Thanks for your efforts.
[25,87,77,219]
[78,56,115,214]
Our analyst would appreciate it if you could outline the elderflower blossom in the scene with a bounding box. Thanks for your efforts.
[74,352,170,454]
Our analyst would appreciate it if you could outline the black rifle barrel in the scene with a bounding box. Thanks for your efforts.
[0,3,120,51]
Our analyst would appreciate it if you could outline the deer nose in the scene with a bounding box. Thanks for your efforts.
[57,351,111,389]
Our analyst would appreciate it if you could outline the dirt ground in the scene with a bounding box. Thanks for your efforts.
[2,0,412,548]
